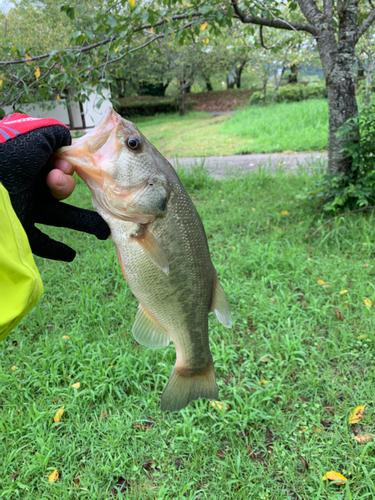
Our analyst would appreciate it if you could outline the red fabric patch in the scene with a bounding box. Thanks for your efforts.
[0,113,69,144]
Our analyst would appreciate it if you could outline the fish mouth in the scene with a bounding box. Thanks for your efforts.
[56,106,168,224]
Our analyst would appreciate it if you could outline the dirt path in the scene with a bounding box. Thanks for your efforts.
[168,152,327,178]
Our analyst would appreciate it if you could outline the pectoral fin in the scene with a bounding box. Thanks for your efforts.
[132,305,170,348]
[210,271,232,328]
[131,227,169,275]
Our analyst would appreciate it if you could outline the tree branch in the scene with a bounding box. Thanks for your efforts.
[231,1,320,37]
[259,25,276,49]
[357,8,375,42]
[0,11,202,66]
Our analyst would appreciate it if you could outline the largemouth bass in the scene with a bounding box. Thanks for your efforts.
[57,107,232,412]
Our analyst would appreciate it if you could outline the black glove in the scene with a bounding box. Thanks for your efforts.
[0,125,110,262]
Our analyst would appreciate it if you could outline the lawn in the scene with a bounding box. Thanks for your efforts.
[134,99,328,157]
[1,165,375,499]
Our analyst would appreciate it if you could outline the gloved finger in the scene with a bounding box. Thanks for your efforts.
[46,169,76,200]
[35,201,110,240]
[27,226,76,262]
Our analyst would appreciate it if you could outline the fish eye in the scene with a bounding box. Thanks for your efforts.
[126,135,142,151]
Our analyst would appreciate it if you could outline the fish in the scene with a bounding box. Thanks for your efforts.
[57,107,232,412]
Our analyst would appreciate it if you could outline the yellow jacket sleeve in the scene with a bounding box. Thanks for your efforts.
[0,184,43,341]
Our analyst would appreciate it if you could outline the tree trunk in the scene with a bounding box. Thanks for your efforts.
[288,63,298,83]
[204,77,213,91]
[235,60,247,89]
[365,55,374,105]
[317,32,358,175]
[263,79,267,99]
[274,65,286,94]
[357,56,365,77]
[179,83,185,116]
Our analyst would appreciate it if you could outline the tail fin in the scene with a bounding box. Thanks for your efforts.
[161,358,218,413]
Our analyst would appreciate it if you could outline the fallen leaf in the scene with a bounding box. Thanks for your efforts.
[322,284,331,288]
[339,290,348,295]
[34,67,40,79]
[317,279,325,284]
[211,401,226,411]
[306,268,313,274]
[335,309,343,321]
[349,404,366,424]
[11,366,18,371]
[364,263,369,268]
[98,410,109,421]
[71,382,80,389]
[353,434,373,443]
[25,53,33,65]
[364,298,372,307]
[10,472,19,481]
[62,335,70,340]
[200,22,207,30]
[357,334,368,340]
[150,27,153,33]
[260,356,272,363]
[299,456,309,470]
[54,406,65,423]
[48,470,59,482]
[279,210,289,215]
[323,471,347,484]
[259,379,269,384]
[269,297,276,303]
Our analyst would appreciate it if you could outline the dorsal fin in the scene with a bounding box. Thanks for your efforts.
[132,305,171,349]
[210,271,232,328]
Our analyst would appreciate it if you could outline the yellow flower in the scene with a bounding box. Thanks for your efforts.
[339,290,348,295]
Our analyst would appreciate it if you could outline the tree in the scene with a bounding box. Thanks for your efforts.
[230,1,375,175]
[356,27,375,105]
[1,0,375,176]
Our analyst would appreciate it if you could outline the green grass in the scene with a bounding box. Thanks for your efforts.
[221,99,328,153]
[134,99,328,157]
[1,165,375,498]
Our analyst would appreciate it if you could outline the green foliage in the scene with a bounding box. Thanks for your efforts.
[249,83,327,107]
[116,96,195,117]
[2,169,375,498]
[303,103,375,211]
[175,159,215,190]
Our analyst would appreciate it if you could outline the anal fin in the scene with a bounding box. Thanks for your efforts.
[132,305,170,349]
[210,270,232,328]
[131,227,169,275]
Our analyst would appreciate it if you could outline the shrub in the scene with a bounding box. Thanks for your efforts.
[300,103,375,211]
[275,84,306,103]
[249,82,327,107]
[249,91,272,106]
[116,96,195,117]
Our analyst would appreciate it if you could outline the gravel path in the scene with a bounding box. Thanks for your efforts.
[168,152,328,179]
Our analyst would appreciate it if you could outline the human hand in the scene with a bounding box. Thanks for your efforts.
[0,114,110,262]
[46,158,76,201]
